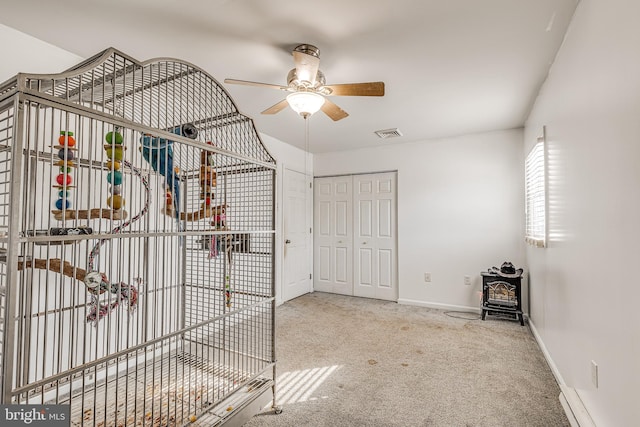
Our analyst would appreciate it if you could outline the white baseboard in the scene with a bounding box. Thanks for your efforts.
[528,319,596,427]
[528,319,565,387]
[397,298,481,314]
[559,386,596,427]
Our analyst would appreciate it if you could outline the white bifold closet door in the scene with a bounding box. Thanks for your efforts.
[352,172,397,300]
[314,175,353,295]
[314,172,397,301]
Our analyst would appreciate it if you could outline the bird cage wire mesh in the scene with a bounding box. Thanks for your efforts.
[0,48,277,426]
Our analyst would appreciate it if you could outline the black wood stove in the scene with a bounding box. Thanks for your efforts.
[481,262,524,325]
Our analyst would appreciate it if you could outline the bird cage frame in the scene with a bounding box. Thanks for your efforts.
[0,48,278,426]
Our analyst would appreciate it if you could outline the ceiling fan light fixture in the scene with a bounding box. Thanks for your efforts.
[287,91,325,118]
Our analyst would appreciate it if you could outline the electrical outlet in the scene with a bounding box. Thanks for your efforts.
[591,360,598,388]
[464,275,472,286]
[424,272,431,282]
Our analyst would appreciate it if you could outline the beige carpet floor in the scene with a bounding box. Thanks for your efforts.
[245,292,569,427]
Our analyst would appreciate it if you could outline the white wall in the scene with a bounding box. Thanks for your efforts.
[260,133,313,305]
[524,1,640,425]
[0,24,81,81]
[315,129,525,311]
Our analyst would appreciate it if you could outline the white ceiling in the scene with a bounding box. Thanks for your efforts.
[0,0,578,153]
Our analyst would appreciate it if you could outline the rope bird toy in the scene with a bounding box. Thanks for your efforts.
[84,129,151,324]
[84,271,140,324]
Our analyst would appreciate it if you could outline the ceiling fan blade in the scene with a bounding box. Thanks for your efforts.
[324,82,385,96]
[293,50,320,85]
[261,99,290,115]
[224,78,288,91]
[321,98,349,121]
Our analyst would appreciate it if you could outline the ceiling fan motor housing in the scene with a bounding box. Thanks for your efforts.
[293,44,320,58]
[287,69,326,90]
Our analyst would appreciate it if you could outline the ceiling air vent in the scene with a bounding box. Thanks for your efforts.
[374,128,403,139]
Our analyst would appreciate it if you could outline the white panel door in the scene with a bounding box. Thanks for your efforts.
[353,172,397,301]
[283,168,311,301]
[313,176,353,295]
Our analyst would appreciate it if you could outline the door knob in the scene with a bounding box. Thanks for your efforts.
[285,239,291,244]
[362,242,367,245]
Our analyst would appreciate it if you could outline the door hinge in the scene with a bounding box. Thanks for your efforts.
[309,273,312,279]
[309,227,312,234]
[309,182,312,189]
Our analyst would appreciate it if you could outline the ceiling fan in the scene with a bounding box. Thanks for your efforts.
[224,44,385,121]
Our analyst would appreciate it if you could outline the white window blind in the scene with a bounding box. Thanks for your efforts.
[525,137,546,247]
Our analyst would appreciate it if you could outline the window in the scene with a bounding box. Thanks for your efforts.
[525,131,546,247]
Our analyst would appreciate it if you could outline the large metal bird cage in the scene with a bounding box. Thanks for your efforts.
[0,48,277,426]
